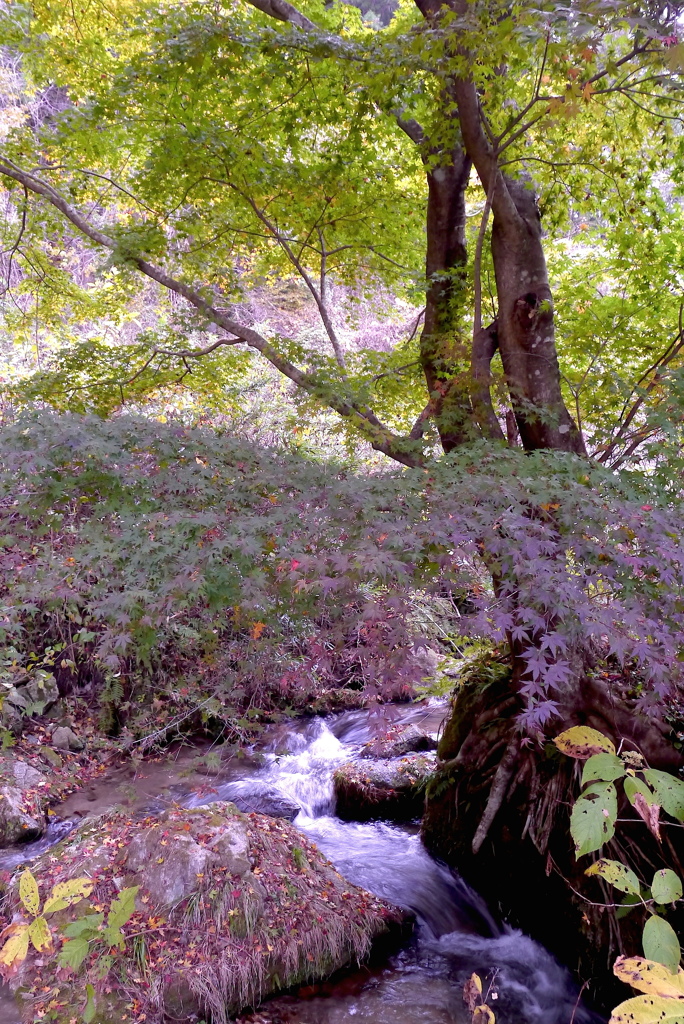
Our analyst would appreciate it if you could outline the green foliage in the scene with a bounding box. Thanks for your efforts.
[570,780,618,857]
[0,868,94,975]
[559,728,684,1021]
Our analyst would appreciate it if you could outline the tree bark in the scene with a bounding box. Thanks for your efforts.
[419,148,477,451]
[450,78,586,456]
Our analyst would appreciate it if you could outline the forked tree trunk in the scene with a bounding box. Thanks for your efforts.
[407,6,680,1006]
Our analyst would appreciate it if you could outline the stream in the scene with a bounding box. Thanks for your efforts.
[0,701,601,1024]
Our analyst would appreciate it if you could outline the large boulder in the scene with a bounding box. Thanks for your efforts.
[4,803,405,1024]
[359,723,437,759]
[0,758,49,844]
[333,753,436,821]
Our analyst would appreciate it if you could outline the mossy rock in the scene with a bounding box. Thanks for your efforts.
[333,753,436,821]
[2,803,405,1023]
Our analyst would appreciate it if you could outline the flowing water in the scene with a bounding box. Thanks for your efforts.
[0,701,602,1024]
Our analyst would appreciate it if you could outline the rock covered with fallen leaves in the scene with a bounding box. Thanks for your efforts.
[2,802,405,1023]
[333,753,436,821]
[359,723,437,760]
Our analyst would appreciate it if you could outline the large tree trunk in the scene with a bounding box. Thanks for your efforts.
[419,145,476,451]
[450,77,586,456]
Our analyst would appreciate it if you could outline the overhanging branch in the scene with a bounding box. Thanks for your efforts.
[0,158,425,468]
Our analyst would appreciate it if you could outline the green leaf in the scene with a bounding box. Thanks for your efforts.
[19,869,40,917]
[582,753,626,786]
[106,886,139,932]
[652,870,683,905]
[625,777,655,806]
[570,781,617,856]
[586,858,640,895]
[83,983,96,1024]
[62,914,103,938]
[643,771,684,822]
[103,925,124,950]
[643,916,681,974]
[57,937,91,971]
[555,726,615,759]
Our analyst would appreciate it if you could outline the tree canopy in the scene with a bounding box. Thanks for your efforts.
[0,0,682,466]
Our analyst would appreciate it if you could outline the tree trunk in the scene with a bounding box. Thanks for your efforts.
[419,147,477,451]
[450,77,586,456]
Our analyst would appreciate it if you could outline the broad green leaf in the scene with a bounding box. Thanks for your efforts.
[43,877,95,914]
[570,781,617,856]
[19,869,40,917]
[652,871,683,906]
[57,936,90,971]
[555,727,615,759]
[0,925,29,969]
[610,995,684,1023]
[614,955,684,998]
[625,777,655,806]
[106,886,139,932]
[643,771,684,822]
[103,925,125,950]
[28,915,52,952]
[582,753,626,786]
[643,916,681,974]
[62,914,103,939]
[586,858,640,895]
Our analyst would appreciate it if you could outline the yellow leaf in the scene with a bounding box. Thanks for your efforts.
[464,973,483,1012]
[28,916,52,953]
[473,1007,496,1024]
[666,44,684,73]
[582,82,595,102]
[0,925,29,970]
[43,877,94,915]
[19,868,40,917]
[610,994,684,1023]
[554,726,615,759]
[614,956,684,999]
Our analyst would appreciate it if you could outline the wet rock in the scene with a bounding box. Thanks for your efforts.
[220,781,301,820]
[51,725,84,751]
[0,758,48,844]
[6,802,405,1024]
[334,753,436,822]
[360,723,437,759]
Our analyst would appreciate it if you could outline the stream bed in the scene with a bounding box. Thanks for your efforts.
[0,701,600,1024]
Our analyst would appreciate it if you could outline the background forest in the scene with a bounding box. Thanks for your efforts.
[0,1,684,1023]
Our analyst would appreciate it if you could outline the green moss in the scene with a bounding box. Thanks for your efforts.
[437,651,511,760]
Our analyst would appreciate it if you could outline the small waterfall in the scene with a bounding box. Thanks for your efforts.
[0,702,603,1024]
